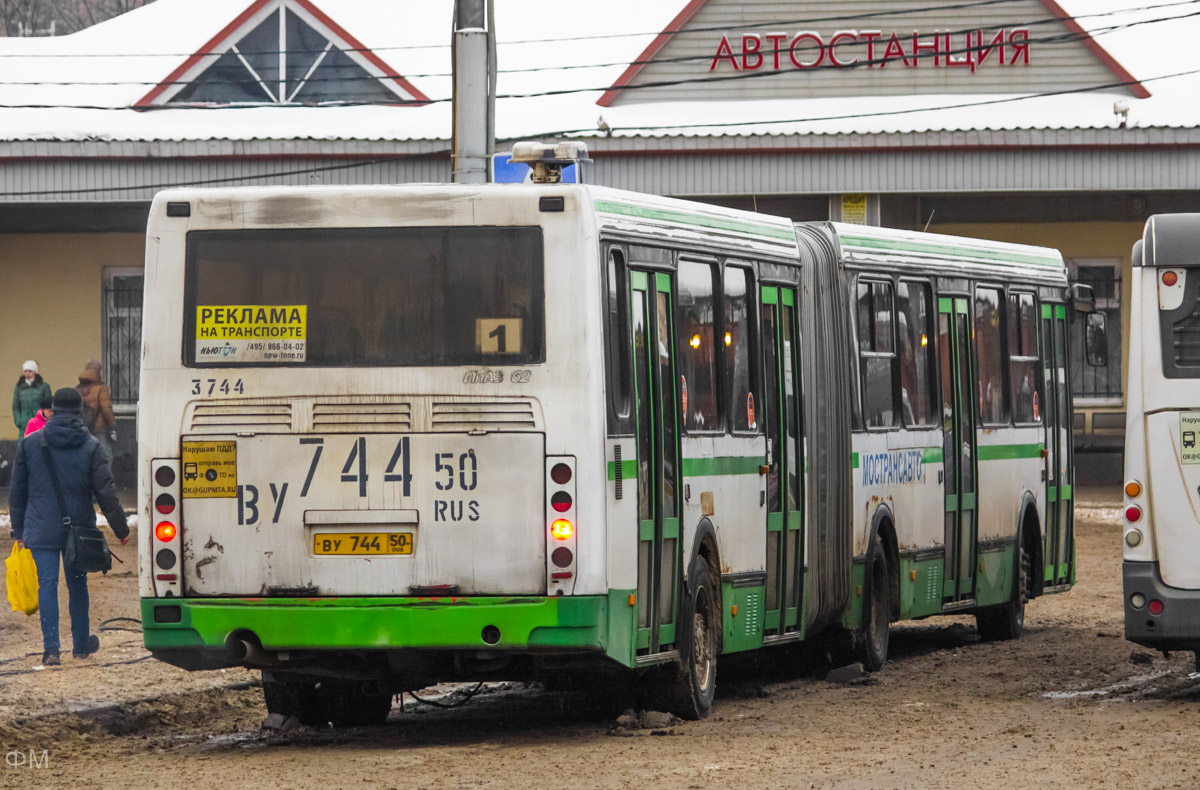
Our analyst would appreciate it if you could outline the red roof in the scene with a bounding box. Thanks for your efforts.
[596,0,1150,107]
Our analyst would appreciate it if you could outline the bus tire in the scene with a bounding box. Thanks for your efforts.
[314,679,393,727]
[860,532,891,672]
[262,673,321,726]
[976,537,1028,641]
[670,553,718,720]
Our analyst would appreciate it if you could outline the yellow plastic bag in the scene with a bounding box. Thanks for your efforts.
[6,543,39,616]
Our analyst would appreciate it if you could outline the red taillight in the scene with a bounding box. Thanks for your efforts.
[1163,271,1179,287]
[550,463,572,485]
[1126,506,1142,523]
[154,466,176,487]
[155,493,176,514]
[551,519,573,540]
[1149,599,1164,615]
[551,491,572,513]
[552,547,573,567]
[155,521,177,542]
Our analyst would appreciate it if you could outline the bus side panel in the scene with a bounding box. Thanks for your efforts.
[604,436,638,667]
[974,428,1043,605]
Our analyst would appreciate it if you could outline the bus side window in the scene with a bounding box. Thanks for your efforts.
[897,280,936,427]
[974,286,1009,426]
[678,260,719,432]
[724,265,759,433]
[604,247,633,434]
[1009,291,1041,423]
[857,279,897,429]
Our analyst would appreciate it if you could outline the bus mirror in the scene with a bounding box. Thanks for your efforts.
[1070,282,1096,313]
[1085,312,1108,367]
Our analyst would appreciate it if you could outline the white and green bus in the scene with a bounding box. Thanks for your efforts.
[1123,214,1200,656]
[139,150,1089,724]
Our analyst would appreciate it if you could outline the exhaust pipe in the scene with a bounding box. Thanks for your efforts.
[229,638,280,668]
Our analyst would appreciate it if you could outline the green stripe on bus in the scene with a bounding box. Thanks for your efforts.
[977,443,1044,461]
[838,234,1062,268]
[852,452,859,469]
[1061,484,1072,500]
[1055,305,1067,319]
[594,200,797,242]
[607,459,638,481]
[921,447,943,464]
[682,456,762,477]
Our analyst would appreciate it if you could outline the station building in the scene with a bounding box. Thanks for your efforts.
[1,0,1195,483]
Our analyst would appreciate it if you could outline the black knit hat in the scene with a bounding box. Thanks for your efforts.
[39,394,53,410]
[51,387,82,413]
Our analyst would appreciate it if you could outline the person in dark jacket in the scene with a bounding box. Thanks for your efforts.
[12,359,52,442]
[9,388,131,667]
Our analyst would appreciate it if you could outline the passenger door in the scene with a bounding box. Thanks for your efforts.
[761,286,804,635]
[1042,304,1073,586]
[630,271,682,654]
[939,297,978,604]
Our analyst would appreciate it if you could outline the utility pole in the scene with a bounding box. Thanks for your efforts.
[452,0,495,184]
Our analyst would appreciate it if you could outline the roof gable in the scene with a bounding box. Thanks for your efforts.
[597,0,1149,107]
[137,0,429,107]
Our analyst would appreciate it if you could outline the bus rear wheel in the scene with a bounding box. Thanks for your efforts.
[664,553,718,720]
[315,679,393,727]
[976,537,1029,641]
[262,673,322,726]
[860,532,891,672]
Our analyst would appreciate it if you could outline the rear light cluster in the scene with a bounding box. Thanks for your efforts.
[151,459,182,593]
[545,457,577,590]
[1124,478,1145,548]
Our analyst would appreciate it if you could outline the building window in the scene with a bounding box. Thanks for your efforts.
[857,279,897,429]
[974,285,1008,426]
[1070,261,1122,400]
[103,270,143,408]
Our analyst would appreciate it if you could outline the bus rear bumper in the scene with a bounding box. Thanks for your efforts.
[1124,561,1200,652]
[142,595,616,668]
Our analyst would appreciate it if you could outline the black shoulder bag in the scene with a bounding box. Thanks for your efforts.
[39,433,112,574]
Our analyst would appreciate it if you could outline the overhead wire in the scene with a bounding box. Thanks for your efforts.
[0,0,1189,84]
[0,8,1189,108]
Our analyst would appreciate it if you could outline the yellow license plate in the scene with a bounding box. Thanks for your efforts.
[313,533,413,555]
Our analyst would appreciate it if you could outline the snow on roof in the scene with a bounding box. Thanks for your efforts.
[0,0,1194,144]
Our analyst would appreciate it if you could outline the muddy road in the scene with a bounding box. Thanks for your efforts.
[3,495,1199,789]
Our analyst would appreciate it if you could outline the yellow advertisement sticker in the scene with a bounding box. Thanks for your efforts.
[195,305,306,363]
[181,441,238,498]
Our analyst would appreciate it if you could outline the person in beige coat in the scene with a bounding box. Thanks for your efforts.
[75,360,117,459]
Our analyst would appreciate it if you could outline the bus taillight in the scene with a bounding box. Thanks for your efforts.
[551,519,573,540]
[150,458,182,596]
[1149,599,1165,615]
[1125,480,1142,498]
[1126,505,1142,523]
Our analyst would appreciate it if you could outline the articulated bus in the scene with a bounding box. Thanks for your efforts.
[1124,214,1200,658]
[139,158,1089,724]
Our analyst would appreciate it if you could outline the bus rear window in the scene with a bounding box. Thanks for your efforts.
[184,227,544,367]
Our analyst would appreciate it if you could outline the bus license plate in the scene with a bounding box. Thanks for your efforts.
[313,533,413,555]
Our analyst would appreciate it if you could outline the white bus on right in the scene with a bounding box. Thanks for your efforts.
[1124,213,1200,657]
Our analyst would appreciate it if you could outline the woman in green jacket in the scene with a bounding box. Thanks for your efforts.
[12,360,51,442]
